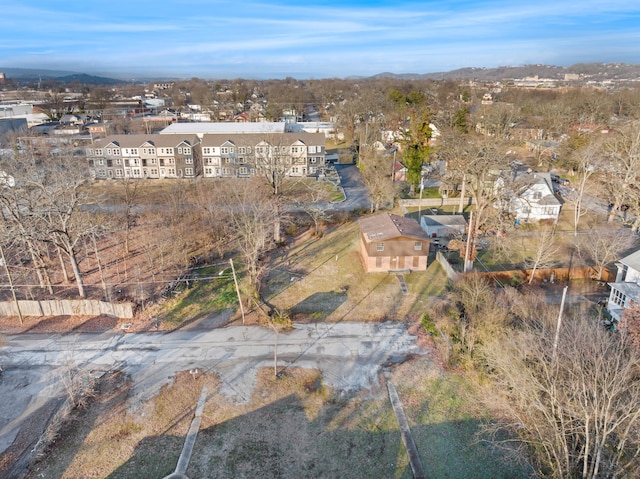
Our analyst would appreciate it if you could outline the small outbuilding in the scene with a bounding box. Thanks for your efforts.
[420,214,467,238]
[359,213,430,273]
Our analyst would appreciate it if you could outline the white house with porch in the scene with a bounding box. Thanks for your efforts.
[607,248,640,322]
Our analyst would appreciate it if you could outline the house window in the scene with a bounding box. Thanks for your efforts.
[116,158,122,165]
[247,147,252,153]
[221,147,229,154]
[310,157,317,163]
[533,191,542,200]
[239,166,248,175]
[185,168,194,176]
[239,147,246,154]
[185,157,193,164]
[612,289,626,307]
[115,169,123,177]
[414,242,422,251]
[376,242,384,251]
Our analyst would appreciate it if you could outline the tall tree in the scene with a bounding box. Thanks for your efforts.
[483,312,640,479]
[602,121,640,223]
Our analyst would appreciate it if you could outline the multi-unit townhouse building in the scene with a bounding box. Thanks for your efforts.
[85,123,326,180]
[86,134,199,179]
[199,132,325,178]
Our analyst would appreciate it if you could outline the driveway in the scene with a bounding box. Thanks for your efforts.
[0,322,425,458]
[330,164,369,211]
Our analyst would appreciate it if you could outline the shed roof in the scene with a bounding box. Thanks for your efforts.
[420,215,467,228]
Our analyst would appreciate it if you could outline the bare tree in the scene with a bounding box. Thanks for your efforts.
[602,121,640,223]
[483,312,640,479]
[220,179,277,289]
[445,273,510,358]
[442,134,510,238]
[575,227,636,281]
[0,146,91,297]
[360,150,399,212]
[567,139,602,235]
[521,226,560,284]
[115,177,141,255]
[295,183,332,236]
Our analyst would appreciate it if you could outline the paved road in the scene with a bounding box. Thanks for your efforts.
[0,322,424,457]
[330,164,369,211]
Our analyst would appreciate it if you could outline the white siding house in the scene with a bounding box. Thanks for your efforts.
[607,248,640,322]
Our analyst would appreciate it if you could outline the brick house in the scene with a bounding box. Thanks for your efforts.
[359,213,430,273]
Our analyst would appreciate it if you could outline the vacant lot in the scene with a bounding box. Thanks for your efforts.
[25,357,534,479]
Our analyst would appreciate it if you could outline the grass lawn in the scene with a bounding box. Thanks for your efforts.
[156,264,238,327]
[263,221,449,323]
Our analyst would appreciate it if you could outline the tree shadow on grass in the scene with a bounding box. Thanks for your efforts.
[106,390,536,479]
[289,291,348,322]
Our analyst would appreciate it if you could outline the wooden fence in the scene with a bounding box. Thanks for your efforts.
[0,299,134,319]
[435,252,614,286]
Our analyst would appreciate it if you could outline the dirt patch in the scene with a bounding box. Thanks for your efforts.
[0,314,126,335]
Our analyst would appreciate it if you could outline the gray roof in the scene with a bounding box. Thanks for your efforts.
[608,281,640,303]
[91,134,198,149]
[359,213,429,242]
[199,132,325,147]
[420,215,467,228]
[619,248,640,272]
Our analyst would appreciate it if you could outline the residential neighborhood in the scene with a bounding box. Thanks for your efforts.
[1,67,640,479]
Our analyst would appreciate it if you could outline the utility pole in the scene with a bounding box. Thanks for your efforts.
[464,210,474,273]
[229,258,245,325]
[551,286,568,366]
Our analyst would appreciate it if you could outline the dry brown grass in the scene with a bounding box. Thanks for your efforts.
[26,357,531,479]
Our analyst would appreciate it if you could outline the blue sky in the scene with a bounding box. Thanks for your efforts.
[1,0,640,79]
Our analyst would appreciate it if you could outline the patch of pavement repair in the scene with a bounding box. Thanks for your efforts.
[0,321,426,458]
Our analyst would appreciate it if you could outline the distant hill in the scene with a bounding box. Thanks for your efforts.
[0,68,126,85]
[371,63,640,82]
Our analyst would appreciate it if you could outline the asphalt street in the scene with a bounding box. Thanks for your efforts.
[0,322,425,457]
